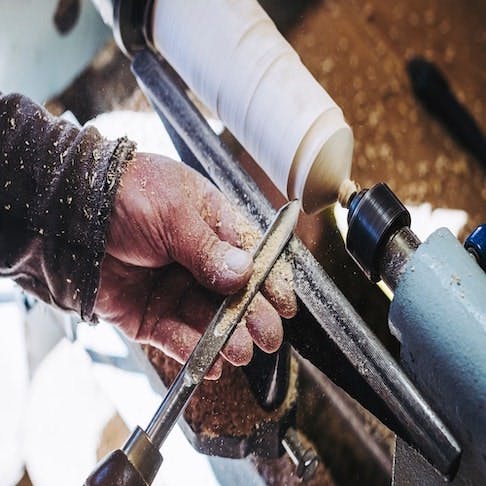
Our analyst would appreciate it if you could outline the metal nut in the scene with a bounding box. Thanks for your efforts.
[282,427,320,481]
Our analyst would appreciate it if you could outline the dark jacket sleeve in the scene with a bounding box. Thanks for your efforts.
[0,93,136,321]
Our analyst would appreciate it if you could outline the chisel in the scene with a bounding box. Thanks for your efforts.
[85,200,300,485]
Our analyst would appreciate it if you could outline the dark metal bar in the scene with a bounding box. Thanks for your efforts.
[131,48,461,477]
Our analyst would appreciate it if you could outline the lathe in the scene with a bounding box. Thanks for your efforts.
[81,1,486,484]
[6,1,484,485]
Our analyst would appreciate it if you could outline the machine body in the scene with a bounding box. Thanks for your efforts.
[346,183,486,484]
[390,229,486,484]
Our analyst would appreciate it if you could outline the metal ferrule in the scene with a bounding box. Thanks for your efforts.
[346,183,412,282]
[122,426,163,485]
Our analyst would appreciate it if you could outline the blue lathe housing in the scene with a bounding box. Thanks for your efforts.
[346,183,486,484]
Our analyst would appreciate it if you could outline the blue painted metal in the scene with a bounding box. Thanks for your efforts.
[390,228,486,483]
[465,224,486,272]
[0,0,110,103]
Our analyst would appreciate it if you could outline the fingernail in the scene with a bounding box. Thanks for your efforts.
[224,247,251,275]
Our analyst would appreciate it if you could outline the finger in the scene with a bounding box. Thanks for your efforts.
[179,286,220,332]
[221,321,254,366]
[179,286,254,365]
[96,254,153,326]
[194,179,297,318]
[262,257,297,319]
[135,269,225,379]
[148,318,223,380]
[245,293,283,353]
[169,205,253,295]
[167,279,283,356]
[99,259,224,379]
[178,287,280,361]
[195,177,260,249]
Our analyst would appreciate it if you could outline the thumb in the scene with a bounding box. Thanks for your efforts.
[171,211,253,295]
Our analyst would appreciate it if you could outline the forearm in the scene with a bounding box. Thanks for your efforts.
[0,93,136,320]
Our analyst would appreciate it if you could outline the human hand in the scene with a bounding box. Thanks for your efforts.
[95,153,297,379]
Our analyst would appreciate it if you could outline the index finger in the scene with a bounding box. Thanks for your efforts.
[193,176,297,318]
